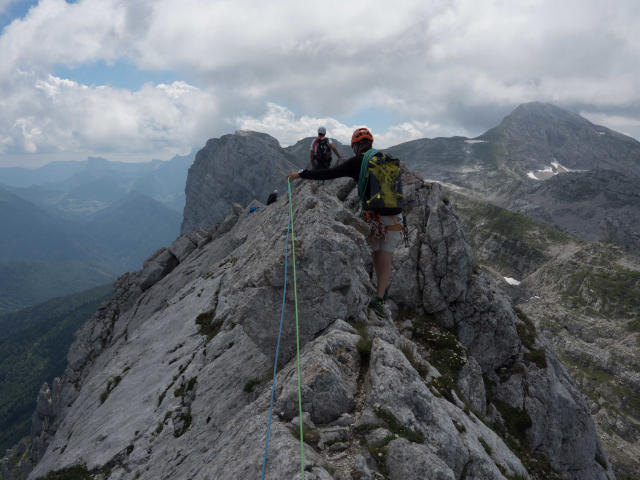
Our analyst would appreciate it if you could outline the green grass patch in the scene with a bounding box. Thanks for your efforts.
[374,406,424,444]
[243,378,263,393]
[173,411,192,438]
[174,377,197,398]
[492,399,532,439]
[429,375,458,404]
[484,376,562,480]
[505,473,529,480]
[405,310,467,379]
[287,424,320,446]
[524,349,547,369]
[195,310,222,342]
[354,423,378,435]
[400,342,429,378]
[626,318,640,333]
[514,308,536,348]
[595,451,608,470]
[479,437,492,456]
[560,353,640,418]
[362,435,393,475]
[34,463,113,480]
[354,322,372,363]
[99,376,122,404]
[560,261,640,318]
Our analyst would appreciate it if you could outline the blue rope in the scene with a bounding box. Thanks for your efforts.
[260,192,292,480]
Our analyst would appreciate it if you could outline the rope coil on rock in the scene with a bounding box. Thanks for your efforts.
[260,178,305,480]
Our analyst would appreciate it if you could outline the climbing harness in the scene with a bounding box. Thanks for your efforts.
[362,211,403,243]
[260,178,305,480]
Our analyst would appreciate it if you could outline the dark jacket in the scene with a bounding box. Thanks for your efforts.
[299,151,403,216]
[299,155,361,181]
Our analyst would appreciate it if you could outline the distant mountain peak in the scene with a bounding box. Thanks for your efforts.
[232,130,281,146]
[499,102,588,130]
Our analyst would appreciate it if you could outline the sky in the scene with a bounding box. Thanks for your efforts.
[1,0,640,167]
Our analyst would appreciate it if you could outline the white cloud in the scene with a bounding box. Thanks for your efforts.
[0,73,218,157]
[234,103,460,148]
[1,0,640,163]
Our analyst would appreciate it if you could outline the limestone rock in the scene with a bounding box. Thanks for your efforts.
[181,131,298,234]
[3,173,613,480]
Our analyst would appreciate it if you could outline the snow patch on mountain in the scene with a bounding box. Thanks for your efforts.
[526,160,587,181]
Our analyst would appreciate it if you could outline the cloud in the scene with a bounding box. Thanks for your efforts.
[234,103,459,148]
[1,0,640,163]
[1,72,218,157]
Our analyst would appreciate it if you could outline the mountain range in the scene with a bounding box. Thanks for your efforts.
[387,102,640,251]
[2,154,193,215]
[0,153,193,313]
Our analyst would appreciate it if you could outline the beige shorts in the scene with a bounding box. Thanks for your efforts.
[369,214,403,252]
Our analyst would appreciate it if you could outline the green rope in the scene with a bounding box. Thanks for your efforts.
[288,178,305,479]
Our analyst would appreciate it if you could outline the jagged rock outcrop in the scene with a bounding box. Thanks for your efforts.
[180,130,298,234]
[5,174,613,479]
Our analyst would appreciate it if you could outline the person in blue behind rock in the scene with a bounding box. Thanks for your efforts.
[288,127,404,316]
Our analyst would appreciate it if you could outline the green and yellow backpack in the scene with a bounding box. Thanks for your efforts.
[357,149,404,215]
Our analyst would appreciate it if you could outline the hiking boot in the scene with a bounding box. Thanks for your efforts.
[369,296,385,317]
[382,285,390,301]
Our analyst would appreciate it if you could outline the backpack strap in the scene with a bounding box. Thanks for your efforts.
[357,149,378,203]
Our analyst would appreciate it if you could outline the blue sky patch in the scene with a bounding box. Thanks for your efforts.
[53,60,184,90]
[0,0,38,31]
[340,107,396,133]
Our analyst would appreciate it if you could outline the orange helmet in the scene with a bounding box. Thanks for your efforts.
[351,127,373,147]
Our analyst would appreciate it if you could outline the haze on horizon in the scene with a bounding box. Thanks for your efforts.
[1,0,640,168]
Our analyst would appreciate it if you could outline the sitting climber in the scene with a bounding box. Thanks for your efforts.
[288,127,404,316]
[266,189,278,205]
[310,126,343,170]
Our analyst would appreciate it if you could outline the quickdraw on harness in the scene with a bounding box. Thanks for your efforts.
[362,210,404,243]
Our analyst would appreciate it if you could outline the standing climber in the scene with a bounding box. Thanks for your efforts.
[310,127,343,170]
[288,127,404,316]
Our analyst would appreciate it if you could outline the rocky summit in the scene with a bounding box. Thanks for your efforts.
[3,171,614,479]
[180,130,299,234]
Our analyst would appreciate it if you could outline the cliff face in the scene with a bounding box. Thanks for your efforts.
[4,170,614,480]
[180,130,298,234]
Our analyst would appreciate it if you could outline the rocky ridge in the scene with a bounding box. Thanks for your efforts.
[3,172,613,479]
[182,131,352,235]
[446,185,639,479]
